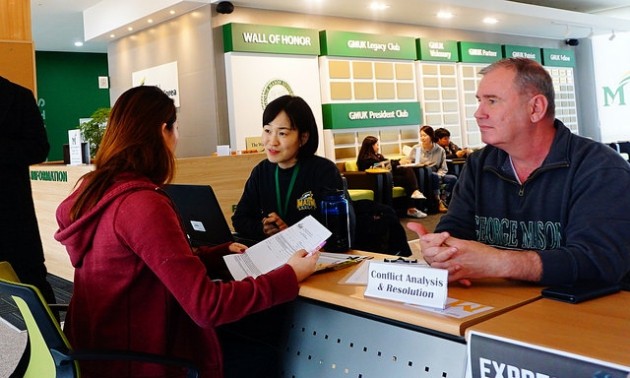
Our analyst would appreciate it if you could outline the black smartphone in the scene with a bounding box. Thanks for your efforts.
[541,282,621,304]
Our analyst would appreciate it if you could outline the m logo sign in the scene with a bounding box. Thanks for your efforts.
[602,74,630,107]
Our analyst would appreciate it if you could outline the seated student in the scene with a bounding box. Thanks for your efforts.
[356,135,427,219]
[54,86,319,378]
[434,127,472,159]
[405,125,458,213]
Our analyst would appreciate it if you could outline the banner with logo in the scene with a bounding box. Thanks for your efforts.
[592,32,630,143]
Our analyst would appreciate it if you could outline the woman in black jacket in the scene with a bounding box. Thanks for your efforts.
[357,136,426,218]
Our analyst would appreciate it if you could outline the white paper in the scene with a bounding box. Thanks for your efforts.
[224,215,331,280]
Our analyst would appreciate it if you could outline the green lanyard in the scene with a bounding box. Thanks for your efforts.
[275,163,300,219]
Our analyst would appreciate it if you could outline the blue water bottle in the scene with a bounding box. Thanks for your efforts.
[320,190,351,253]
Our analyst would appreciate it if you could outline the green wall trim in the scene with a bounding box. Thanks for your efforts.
[36,51,110,161]
[322,102,422,129]
[542,48,576,67]
[458,41,503,63]
[502,44,542,63]
[223,23,320,55]
[417,39,459,62]
[320,30,416,60]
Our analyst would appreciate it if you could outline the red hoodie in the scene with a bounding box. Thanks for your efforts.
[55,174,298,377]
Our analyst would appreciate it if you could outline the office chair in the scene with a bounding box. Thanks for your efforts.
[0,261,199,378]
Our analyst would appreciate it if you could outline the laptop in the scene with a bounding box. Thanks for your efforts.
[162,184,235,248]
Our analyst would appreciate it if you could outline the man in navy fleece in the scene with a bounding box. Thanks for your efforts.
[408,58,630,287]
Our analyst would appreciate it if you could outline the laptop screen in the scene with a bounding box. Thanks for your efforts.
[162,184,234,247]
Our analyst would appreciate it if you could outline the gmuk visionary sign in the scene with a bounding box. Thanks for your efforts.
[417,39,459,62]
[223,23,320,55]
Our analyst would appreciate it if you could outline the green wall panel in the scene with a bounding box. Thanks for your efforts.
[36,51,110,161]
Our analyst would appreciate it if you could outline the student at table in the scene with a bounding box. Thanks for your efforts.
[435,127,473,159]
[357,135,427,219]
[405,125,458,213]
[409,58,630,287]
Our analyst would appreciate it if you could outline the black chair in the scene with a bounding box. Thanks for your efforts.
[0,261,199,378]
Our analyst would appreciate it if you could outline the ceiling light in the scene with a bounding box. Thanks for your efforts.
[483,17,498,25]
[369,2,390,11]
[437,11,453,19]
[147,19,153,24]
[110,34,115,38]
[74,41,83,47]
[609,30,616,41]
[127,26,134,31]
[169,10,176,15]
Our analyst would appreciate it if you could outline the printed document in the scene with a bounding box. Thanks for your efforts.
[224,215,331,281]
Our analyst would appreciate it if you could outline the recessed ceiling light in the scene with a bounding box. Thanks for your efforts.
[74,41,83,47]
[110,34,116,38]
[147,19,153,24]
[437,11,453,19]
[369,2,390,11]
[169,10,176,15]
[483,17,498,25]
[127,26,134,31]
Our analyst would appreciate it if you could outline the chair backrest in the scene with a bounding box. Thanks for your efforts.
[0,261,20,282]
[0,263,78,378]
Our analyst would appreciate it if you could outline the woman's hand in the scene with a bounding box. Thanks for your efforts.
[262,212,288,236]
[228,242,248,254]
[286,249,320,282]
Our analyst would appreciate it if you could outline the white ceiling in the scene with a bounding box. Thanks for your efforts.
[31,0,630,53]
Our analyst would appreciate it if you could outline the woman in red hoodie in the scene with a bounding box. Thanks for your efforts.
[55,86,319,378]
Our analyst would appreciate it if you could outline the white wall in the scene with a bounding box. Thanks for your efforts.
[591,32,630,143]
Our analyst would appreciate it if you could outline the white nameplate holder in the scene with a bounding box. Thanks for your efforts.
[364,260,448,309]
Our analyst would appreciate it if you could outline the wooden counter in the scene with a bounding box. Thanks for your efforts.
[298,251,542,337]
[282,251,543,377]
[467,291,630,370]
[30,154,265,281]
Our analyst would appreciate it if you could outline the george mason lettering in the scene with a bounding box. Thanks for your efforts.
[476,216,562,250]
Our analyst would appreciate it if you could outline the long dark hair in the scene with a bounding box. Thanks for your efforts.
[262,95,318,159]
[357,136,381,162]
[420,125,437,143]
[70,86,177,220]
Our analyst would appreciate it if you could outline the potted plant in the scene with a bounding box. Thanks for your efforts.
[79,107,110,159]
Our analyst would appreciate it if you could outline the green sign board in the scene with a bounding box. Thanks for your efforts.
[320,30,416,60]
[502,45,542,63]
[223,23,320,55]
[542,48,576,67]
[458,41,503,63]
[417,39,459,62]
[322,102,422,129]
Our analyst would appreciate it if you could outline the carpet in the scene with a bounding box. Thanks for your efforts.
[0,273,73,332]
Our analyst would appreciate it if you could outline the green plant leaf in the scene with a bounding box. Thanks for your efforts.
[79,107,110,158]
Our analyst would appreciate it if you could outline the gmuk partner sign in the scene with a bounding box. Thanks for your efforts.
[364,261,448,309]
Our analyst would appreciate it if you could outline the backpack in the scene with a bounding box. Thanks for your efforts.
[351,199,412,257]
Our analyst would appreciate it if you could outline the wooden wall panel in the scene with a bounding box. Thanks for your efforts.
[0,0,31,41]
[0,40,35,92]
